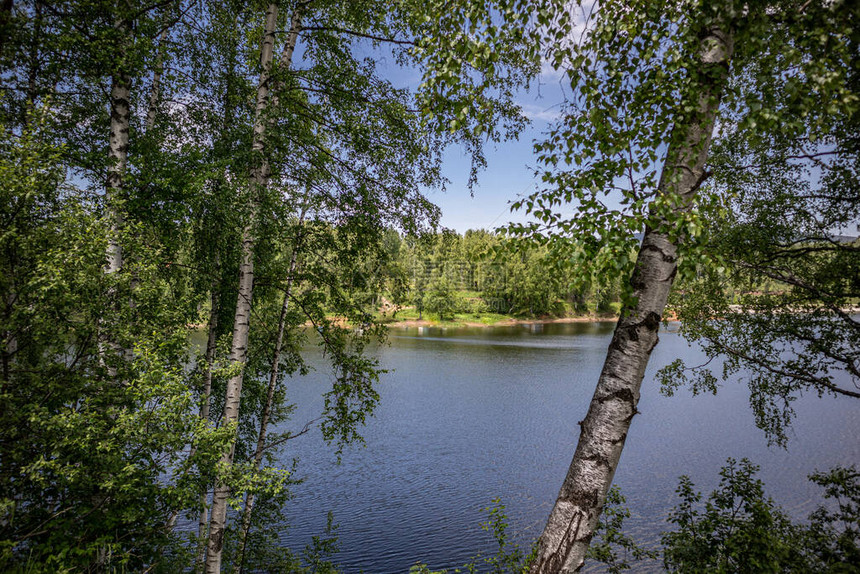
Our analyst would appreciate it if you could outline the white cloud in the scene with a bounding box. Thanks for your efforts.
[520,102,564,123]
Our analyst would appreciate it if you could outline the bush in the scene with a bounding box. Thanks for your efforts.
[458,293,491,315]
[424,278,457,320]
[662,459,860,574]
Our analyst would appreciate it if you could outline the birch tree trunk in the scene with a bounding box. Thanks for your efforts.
[235,214,305,574]
[99,4,132,378]
[195,27,237,570]
[204,5,303,572]
[105,71,130,277]
[195,284,220,573]
[531,16,734,574]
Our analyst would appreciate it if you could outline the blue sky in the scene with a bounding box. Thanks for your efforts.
[408,5,596,234]
[370,40,570,235]
[428,121,544,233]
[425,81,568,234]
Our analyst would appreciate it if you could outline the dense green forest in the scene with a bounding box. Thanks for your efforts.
[341,228,624,323]
[0,0,544,570]
[1,0,858,572]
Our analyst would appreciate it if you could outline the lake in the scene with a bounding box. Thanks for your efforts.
[271,321,858,572]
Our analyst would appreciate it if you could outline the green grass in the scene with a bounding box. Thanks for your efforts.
[377,307,421,322]
[448,311,511,326]
[376,307,512,326]
[371,298,623,328]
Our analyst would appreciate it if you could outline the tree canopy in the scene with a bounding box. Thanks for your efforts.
[513,0,858,570]
[0,0,546,571]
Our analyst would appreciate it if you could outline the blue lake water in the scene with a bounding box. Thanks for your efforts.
[271,321,858,572]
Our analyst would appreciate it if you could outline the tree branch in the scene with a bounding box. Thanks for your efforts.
[300,25,415,46]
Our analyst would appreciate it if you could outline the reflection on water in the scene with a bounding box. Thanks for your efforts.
[271,322,858,573]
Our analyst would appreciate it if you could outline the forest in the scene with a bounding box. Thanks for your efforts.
[328,227,625,324]
[0,0,858,572]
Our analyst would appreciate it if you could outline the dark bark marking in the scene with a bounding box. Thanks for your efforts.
[648,334,660,353]
[538,511,583,574]
[209,527,223,553]
[666,265,678,283]
[640,242,677,263]
[641,311,661,332]
[562,476,603,506]
[596,387,635,405]
[609,311,661,351]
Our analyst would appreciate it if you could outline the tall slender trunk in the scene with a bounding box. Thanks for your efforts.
[235,213,305,574]
[204,6,303,572]
[100,5,131,375]
[195,29,237,570]
[195,284,220,573]
[93,8,132,568]
[105,60,130,276]
[531,15,734,574]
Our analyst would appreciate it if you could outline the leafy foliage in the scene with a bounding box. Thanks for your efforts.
[662,459,860,574]
[408,499,535,574]
[584,461,860,574]
[653,1,860,444]
[358,228,622,321]
[0,0,547,569]
[0,109,220,571]
[805,466,860,571]
[587,486,659,573]
[662,458,803,573]
[505,0,736,305]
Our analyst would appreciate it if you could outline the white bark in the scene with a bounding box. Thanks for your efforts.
[105,71,130,276]
[94,12,131,564]
[531,18,734,574]
[195,286,220,573]
[235,214,305,574]
[99,5,132,377]
[204,6,303,572]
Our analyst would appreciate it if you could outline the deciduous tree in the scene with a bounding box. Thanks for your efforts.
[518,1,858,571]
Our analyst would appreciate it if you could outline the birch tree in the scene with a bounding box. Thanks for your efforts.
[203,3,305,569]
[659,0,860,446]
[201,1,543,570]
[0,2,228,569]
[508,1,736,571]
[234,210,305,573]
[0,0,546,569]
[104,0,131,280]
[514,0,859,570]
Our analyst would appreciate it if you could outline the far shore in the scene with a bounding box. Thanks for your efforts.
[381,314,621,329]
[189,306,857,332]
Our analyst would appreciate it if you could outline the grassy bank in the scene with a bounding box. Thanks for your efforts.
[374,303,622,329]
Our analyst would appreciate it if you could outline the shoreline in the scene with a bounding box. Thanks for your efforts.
[189,307,857,331]
[187,314,621,331]
[379,314,621,329]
